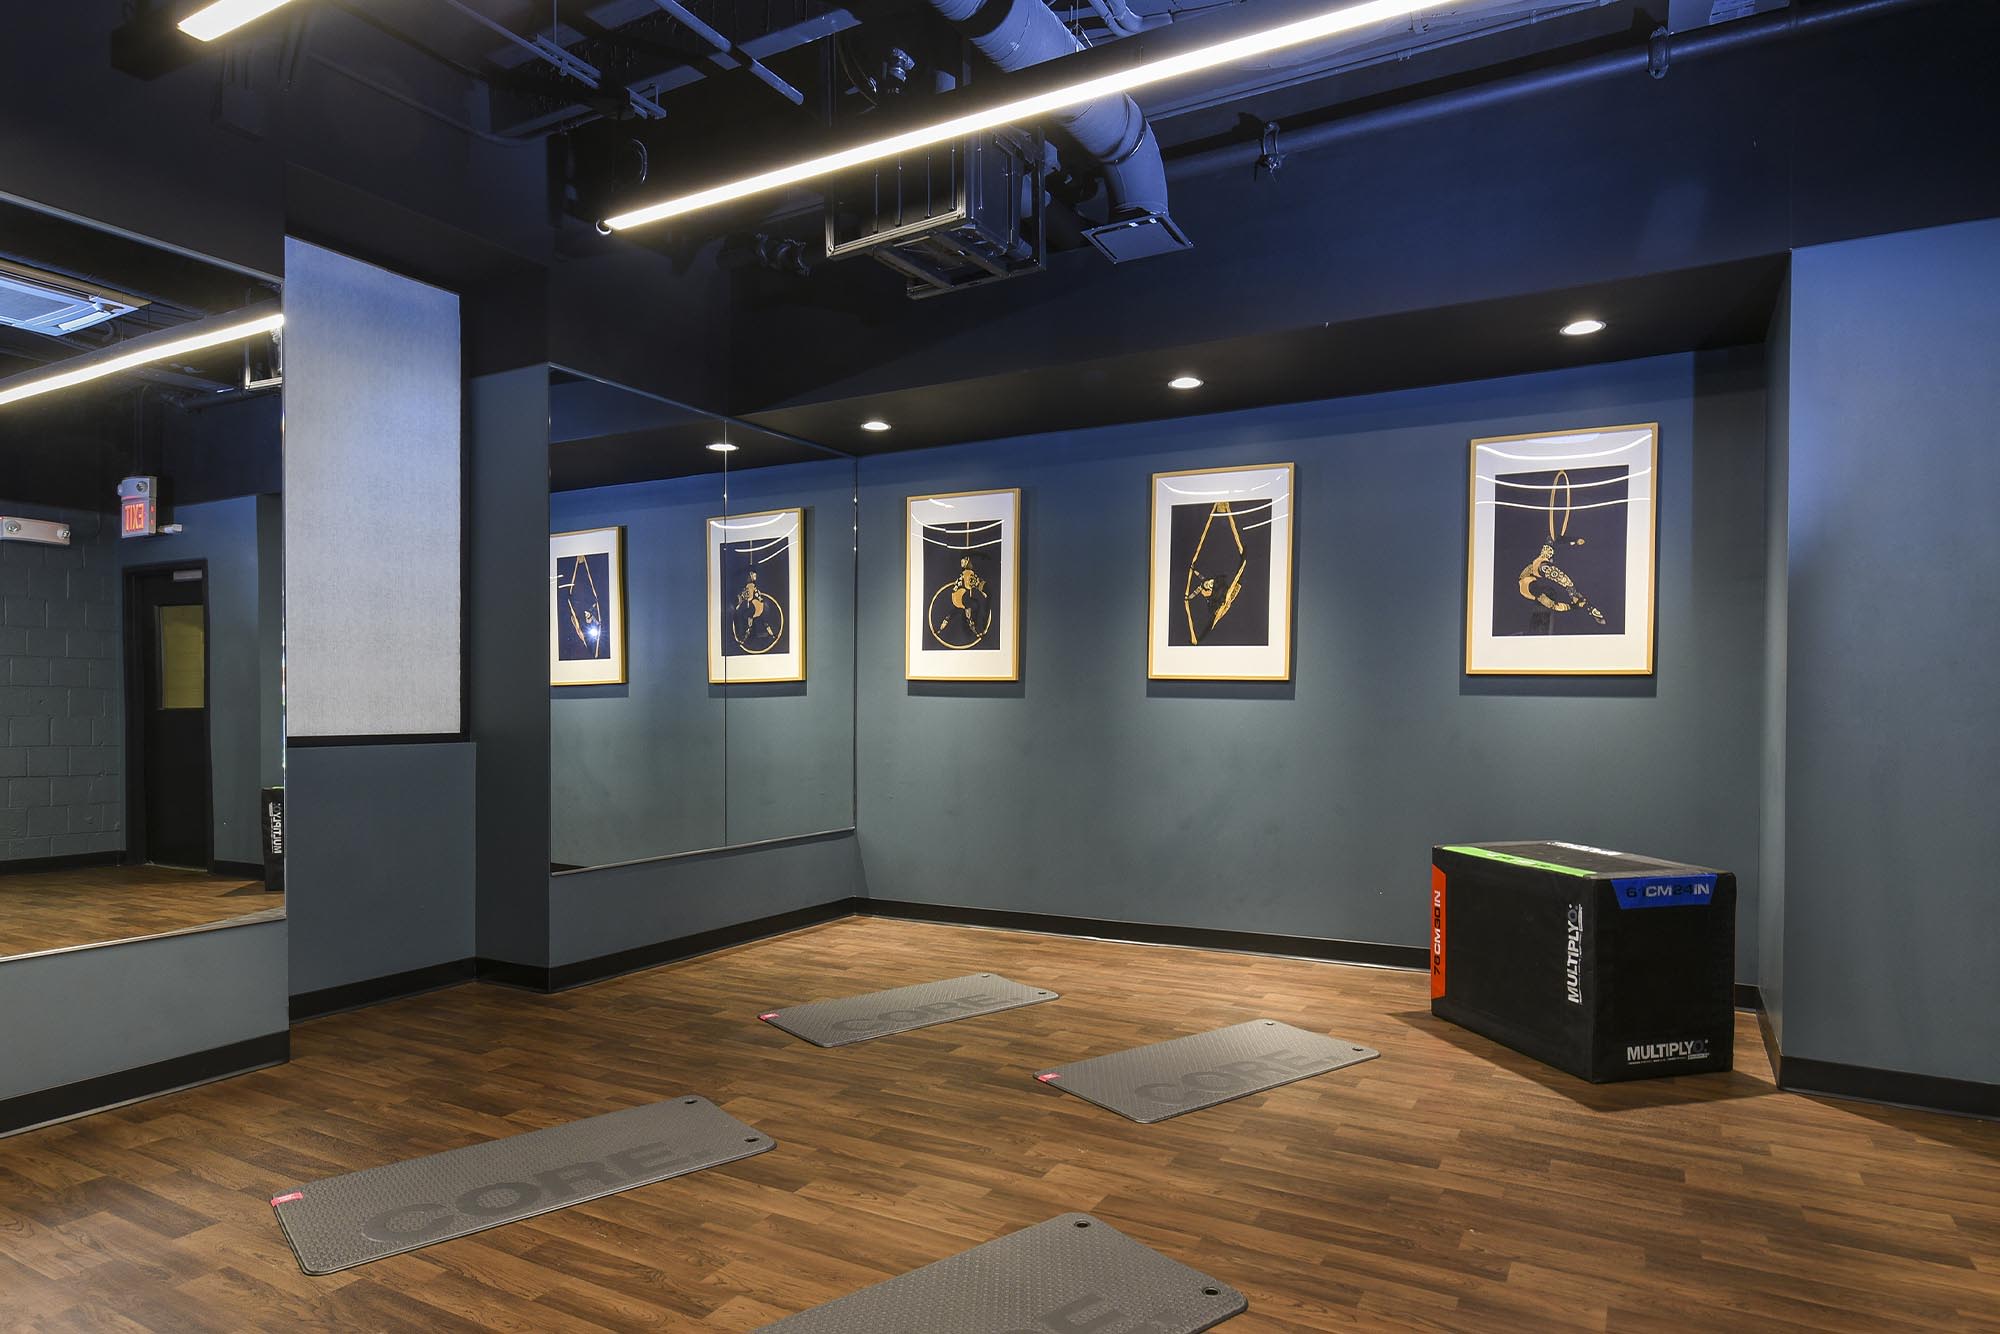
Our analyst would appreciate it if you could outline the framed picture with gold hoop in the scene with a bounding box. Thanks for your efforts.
[1465,423,1658,675]
[906,488,1020,681]
[707,507,805,684]
[1148,463,1294,681]
[549,526,626,687]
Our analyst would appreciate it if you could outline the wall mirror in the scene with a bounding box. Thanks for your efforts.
[0,194,285,960]
[547,368,856,872]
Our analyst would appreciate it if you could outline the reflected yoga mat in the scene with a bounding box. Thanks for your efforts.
[270,1096,773,1274]
[760,1213,1246,1332]
[1035,1020,1379,1124]
[758,972,1058,1047]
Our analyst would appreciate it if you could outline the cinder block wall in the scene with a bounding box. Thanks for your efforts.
[0,503,124,863]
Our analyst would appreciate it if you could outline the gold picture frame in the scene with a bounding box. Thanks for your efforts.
[707,507,806,684]
[1464,423,1659,676]
[905,487,1021,682]
[1147,462,1295,681]
[549,526,627,687]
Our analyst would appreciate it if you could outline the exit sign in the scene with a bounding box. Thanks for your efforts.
[117,476,158,538]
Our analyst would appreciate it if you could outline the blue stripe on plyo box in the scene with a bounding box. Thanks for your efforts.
[1611,874,1718,910]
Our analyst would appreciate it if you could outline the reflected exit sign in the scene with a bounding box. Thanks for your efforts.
[118,476,158,538]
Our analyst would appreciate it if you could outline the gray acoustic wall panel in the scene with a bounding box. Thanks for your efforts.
[282,238,461,738]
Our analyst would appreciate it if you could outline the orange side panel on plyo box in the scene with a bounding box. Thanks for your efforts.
[1429,865,1446,999]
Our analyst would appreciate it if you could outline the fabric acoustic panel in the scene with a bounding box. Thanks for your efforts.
[282,238,461,738]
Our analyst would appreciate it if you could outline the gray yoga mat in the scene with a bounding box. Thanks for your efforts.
[760,1213,1246,1332]
[270,1096,773,1274]
[759,972,1058,1047]
[1035,1020,1379,1123]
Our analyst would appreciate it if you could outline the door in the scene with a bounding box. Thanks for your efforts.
[126,566,212,869]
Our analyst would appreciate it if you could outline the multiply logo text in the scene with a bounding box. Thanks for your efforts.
[1564,905,1584,1005]
[1625,1038,1713,1066]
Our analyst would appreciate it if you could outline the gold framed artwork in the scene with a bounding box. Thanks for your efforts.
[707,507,806,683]
[549,526,626,687]
[905,488,1021,681]
[1464,423,1659,675]
[1147,462,1294,681]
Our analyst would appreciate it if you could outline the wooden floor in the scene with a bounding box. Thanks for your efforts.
[1,917,1994,1332]
[0,865,279,958]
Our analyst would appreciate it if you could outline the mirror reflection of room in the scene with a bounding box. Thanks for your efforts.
[547,370,856,872]
[0,198,285,959]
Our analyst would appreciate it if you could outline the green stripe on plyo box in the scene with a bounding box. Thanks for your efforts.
[1440,845,1595,877]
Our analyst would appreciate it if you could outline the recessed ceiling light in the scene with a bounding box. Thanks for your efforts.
[600,0,1438,231]
[1559,318,1607,337]
[1168,375,1204,390]
[706,441,739,453]
[860,419,892,432]
[178,0,300,42]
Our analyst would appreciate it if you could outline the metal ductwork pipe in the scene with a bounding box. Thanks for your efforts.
[925,0,1169,220]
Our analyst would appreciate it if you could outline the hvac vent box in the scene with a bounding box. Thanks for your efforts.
[1429,841,1736,1083]
[826,131,1045,298]
[1083,211,1192,264]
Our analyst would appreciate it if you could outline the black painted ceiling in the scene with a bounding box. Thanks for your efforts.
[549,369,849,488]
[0,199,281,510]
[749,254,1786,452]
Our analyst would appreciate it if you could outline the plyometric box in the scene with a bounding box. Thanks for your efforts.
[1429,841,1735,1082]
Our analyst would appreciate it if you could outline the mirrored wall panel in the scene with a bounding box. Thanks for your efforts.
[0,195,285,958]
[548,369,856,871]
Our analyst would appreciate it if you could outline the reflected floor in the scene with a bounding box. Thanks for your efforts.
[0,865,282,958]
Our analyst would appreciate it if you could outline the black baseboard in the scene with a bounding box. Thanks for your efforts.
[863,899,1431,971]
[1740,989,1993,1119]
[1780,1054,1998,1120]
[0,850,126,876]
[211,859,264,880]
[0,1031,289,1138]
[480,896,865,992]
[290,958,478,1021]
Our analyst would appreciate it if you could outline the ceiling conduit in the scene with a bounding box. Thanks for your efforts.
[925,0,1173,229]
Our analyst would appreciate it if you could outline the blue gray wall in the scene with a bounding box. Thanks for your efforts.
[1760,274,1793,1045]
[548,475,726,866]
[546,457,858,867]
[855,352,1770,979]
[550,831,862,967]
[285,742,476,996]
[1778,218,2000,1085]
[470,367,553,968]
[1,502,121,862]
[0,917,286,1109]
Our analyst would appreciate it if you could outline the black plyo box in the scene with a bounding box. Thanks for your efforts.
[1429,841,1735,1082]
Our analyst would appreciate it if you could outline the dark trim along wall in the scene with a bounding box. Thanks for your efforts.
[1750,994,1996,1120]
[0,1033,288,1139]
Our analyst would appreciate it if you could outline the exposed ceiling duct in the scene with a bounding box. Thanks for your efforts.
[927,0,1177,241]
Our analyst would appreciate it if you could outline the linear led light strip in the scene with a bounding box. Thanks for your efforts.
[0,313,284,408]
[179,0,299,42]
[603,0,1437,230]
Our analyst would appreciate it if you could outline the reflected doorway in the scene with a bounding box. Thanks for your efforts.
[124,564,212,870]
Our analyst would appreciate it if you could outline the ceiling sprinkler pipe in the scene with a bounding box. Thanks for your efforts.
[1166,0,1948,182]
